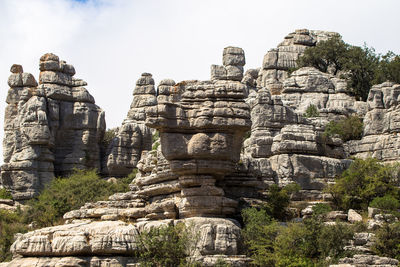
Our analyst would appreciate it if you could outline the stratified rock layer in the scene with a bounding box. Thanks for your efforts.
[258,29,337,94]
[104,73,157,177]
[347,82,400,162]
[1,54,105,201]
[146,47,251,218]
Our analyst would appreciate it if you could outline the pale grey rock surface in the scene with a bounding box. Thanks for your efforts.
[104,73,157,177]
[331,254,399,267]
[1,54,105,201]
[258,29,338,94]
[346,82,400,162]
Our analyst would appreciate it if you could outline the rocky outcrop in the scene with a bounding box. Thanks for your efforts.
[347,82,400,162]
[211,46,245,82]
[104,73,157,177]
[258,29,337,94]
[145,48,251,218]
[280,67,367,119]
[1,54,105,201]
[330,254,399,267]
[243,86,352,192]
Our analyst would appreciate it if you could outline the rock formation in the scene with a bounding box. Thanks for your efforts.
[347,82,400,162]
[3,29,400,266]
[1,54,105,201]
[258,29,337,94]
[104,73,156,177]
[2,47,252,266]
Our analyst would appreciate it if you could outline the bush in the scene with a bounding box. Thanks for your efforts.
[241,208,356,266]
[372,222,400,261]
[24,169,130,227]
[101,128,118,159]
[317,222,354,260]
[327,158,400,210]
[137,223,198,267]
[241,208,279,267]
[263,183,300,220]
[152,130,160,151]
[0,209,28,261]
[0,188,12,199]
[296,35,400,101]
[324,115,363,142]
[312,203,332,216]
[304,104,320,118]
[370,195,400,211]
[374,51,400,85]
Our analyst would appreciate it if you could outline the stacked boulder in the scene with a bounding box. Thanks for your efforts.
[38,53,105,174]
[243,87,352,194]
[347,82,400,162]
[1,65,52,201]
[211,46,245,82]
[104,73,157,176]
[146,77,251,217]
[1,54,105,201]
[258,29,337,94]
[3,47,253,266]
[280,67,367,120]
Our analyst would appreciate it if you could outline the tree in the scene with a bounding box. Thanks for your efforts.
[327,158,400,210]
[296,36,386,101]
[324,115,363,142]
[374,51,400,84]
[342,45,380,101]
[297,34,347,75]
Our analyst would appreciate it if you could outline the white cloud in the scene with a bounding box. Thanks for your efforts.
[1,0,400,163]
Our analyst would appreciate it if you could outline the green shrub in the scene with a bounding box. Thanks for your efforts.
[317,222,354,260]
[263,183,301,220]
[324,115,363,142]
[372,222,400,261]
[327,158,400,210]
[304,104,320,118]
[137,223,198,267]
[312,203,332,216]
[0,209,28,261]
[0,188,12,200]
[241,207,355,266]
[370,195,400,211]
[296,35,381,101]
[241,208,279,267]
[100,128,118,159]
[152,130,160,143]
[152,131,160,151]
[24,169,129,227]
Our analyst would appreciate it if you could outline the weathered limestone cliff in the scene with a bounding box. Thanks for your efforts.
[2,29,400,266]
[1,54,105,201]
[104,73,156,177]
[347,82,400,162]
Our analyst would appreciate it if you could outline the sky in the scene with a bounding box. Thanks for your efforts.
[1,0,400,164]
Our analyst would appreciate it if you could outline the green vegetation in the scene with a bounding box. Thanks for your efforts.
[24,169,131,227]
[152,130,160,150]
[370,195,400,212]
[101,128,118,151]
[296,35,400,100]
[324,115,363,142]
[0,169,135,262]
[327,158,400,210]
[0,188,12,199]
[263,183,301,220]
[0,209,28,261]
[312,203,332,216]
[372,222,400,261]
[136,223,199,267]
[304,104,320,118]
[241,207,354,266]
